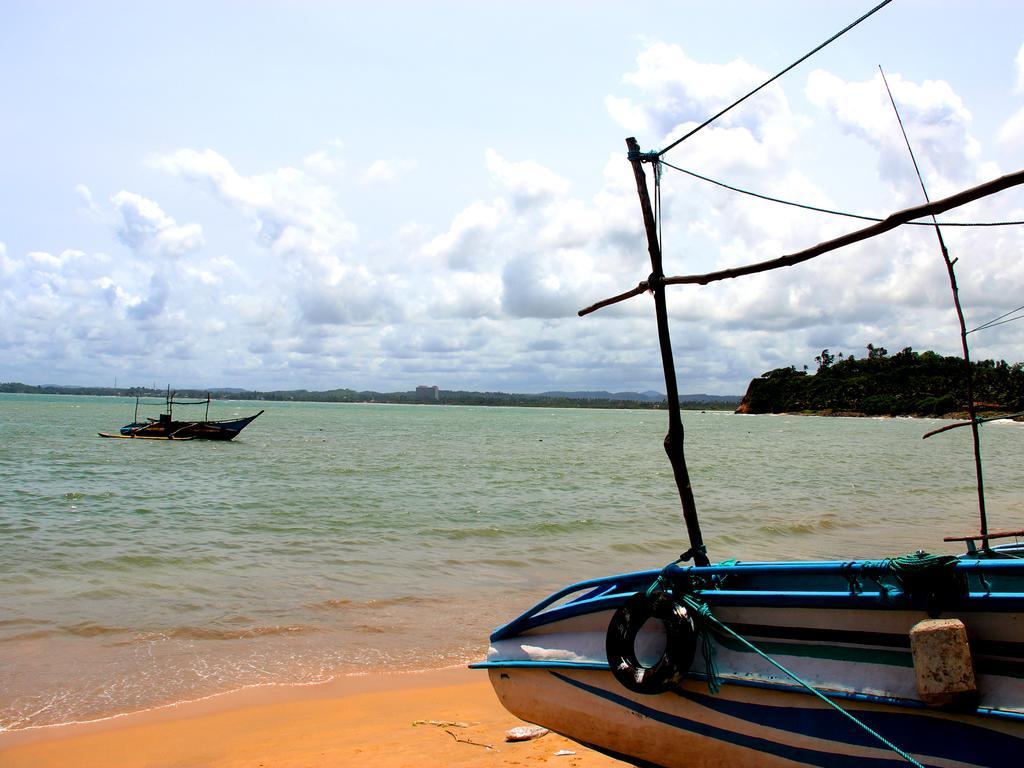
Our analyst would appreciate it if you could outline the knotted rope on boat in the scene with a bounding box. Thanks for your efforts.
[858,552,963,616]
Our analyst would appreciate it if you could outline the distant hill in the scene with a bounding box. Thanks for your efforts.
[0,382,740,410]
[541,390,664,402]
[541,390,741,404]
[680,393,742,404]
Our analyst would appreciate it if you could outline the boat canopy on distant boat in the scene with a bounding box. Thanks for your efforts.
[98,390,263,441]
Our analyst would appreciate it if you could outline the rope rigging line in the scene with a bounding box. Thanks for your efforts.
[968,314,1024,333]
[968,303,1024,334]
[658,0,894,158]
[659,160,1024,227]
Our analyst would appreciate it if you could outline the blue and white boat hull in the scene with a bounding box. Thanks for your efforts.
[475,559,1024,767]
[488,665,1021,768]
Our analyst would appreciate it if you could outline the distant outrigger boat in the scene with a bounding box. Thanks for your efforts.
[98,390,263,441]
[475,7,1024,767]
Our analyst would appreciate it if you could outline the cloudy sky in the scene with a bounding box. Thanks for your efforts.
[3,1,1023,394]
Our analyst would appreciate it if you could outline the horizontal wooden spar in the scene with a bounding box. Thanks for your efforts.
[580,168,1024,316]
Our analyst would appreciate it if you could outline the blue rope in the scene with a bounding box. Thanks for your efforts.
[679,595,924,768]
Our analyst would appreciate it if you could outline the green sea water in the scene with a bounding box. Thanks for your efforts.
[1,393,1021,731]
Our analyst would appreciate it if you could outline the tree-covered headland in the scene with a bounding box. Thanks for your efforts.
[737,345,1024,417]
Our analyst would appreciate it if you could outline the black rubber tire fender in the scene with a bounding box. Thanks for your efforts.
[605,590,697,695]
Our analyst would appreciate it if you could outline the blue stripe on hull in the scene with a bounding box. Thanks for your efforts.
[550,671,1019,767]
[679,687,1020,766]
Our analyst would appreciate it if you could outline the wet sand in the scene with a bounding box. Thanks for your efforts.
[0,666,625,767]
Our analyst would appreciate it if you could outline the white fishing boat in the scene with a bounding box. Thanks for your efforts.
[474,6,1024,766]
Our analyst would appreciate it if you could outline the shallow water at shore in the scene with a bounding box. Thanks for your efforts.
[1,393,1022,731]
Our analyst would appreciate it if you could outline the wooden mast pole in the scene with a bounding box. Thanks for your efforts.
[626,137,709,566]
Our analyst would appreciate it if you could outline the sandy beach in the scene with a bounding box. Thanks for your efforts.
[0,666,625,768]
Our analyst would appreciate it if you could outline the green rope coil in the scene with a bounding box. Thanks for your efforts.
[862,552,963,616]
[887,552,959,573]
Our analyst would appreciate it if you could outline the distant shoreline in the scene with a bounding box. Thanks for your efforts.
[0,383,741,412]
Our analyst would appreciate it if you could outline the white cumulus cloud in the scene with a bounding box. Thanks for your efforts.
[361,158,416,184]
[806,70,980,193]
[608,41,791,147]
[155,148,398,328]
[422,200,505,270]
[112,191,204,259]
[485,149,571,208]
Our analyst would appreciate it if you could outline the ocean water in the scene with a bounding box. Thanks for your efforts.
[1,393,1021,731]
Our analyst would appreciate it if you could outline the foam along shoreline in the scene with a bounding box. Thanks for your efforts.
[0,666,625,767]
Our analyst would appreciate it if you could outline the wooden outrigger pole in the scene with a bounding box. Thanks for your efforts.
[625,137,709,567]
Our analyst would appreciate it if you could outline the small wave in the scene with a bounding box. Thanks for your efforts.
[0,574,33,585]
[72,587,132,600]
[427,526,506,540]
[0,618,51,629]
[354,624,389,634]
[308,598,355,610]
[63,622,131,638]
[475,557,529,568]
[424,518,597,541]
[306,595,442,612]
[755,514,852,536]
[439,556,533,569]
[608,541,674,555]
[714,533,747,547]
[361,595,443,609]
[71,553,222,572]
[233,522,318,535]
[132,624,317,642]
[3,628,55,642]
[534,519,595,534]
